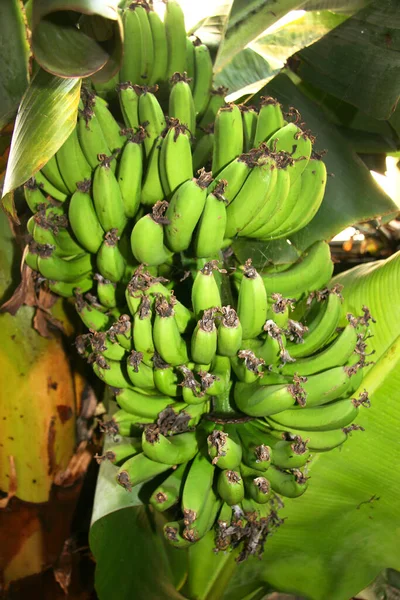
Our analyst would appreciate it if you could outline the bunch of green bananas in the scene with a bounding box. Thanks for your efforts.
[20,0,375,559]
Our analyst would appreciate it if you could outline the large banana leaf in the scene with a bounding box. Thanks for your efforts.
[214,10,347,97]
[31,0,123,81]
[295,0,400,120]
[214,0,308,73]
[0,0,30,130]
[1,68,81,220]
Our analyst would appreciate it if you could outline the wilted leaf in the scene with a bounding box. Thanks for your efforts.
[2,68,81,204]
[31,0,123,81]
[295,0,400,119]
[0,0,30,130]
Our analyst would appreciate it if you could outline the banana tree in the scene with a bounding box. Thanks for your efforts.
[1,0,400,598]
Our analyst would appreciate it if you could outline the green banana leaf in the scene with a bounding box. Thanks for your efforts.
[0,0,30,130]
[256,74,398,252]
[89,429,188,600]
[214,10,347,97]
[295,0,400,120]
[31,0,123,81]
[214,0,308,74]
[1,68,81,219]
[186,250,400,600]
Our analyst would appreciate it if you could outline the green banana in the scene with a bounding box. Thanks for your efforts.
[207,427,242,470]
[74,293,111,331]
[269,392,370,431]
[240,104,258,152]
[164,0,187,78]
[282,322,359,376]
[191,308,218,365]
[142,426,198,464]
[115,387,173,418]
[147,9,168,84]
[251,165,300,240]
[185,37,195,88]
[287,287,343,358]
[267,122,312,184]
[133,294,155,365]
[92,95,126,154]
[266,426,350,452]
[96,229,125,282]
[212,104,244,174]
[92,155,127,233]
[253,97,284,147]
[261,241,334,299]
[192,38,213,117]
[225,152,277,238]
[200,355,231,396]
[164,170,212,252]
[230,350,265,384]
[117,129,146,218]
[198,86,227,131]
[153,295,189,365]
[249,423,310,469]
[140,135,164,205]
[240,166,291,238]
[159,119,193,198]
[24,178,51,212]
[238,425,271,472]
[92,355,133,388]
[150,463,187,512]
[217,306,243,357]
[77,99,112,171]
[153,354,182,397]
[117,452,174,491]
[120,6,143,86]
[137,85,167,157]
[118,83,140,129]
[37,246,92,283]
[237,259,268,339]
[217,469,245,505]
[126,350,155,389]
[56,126,92,194]
[191,261,224,319]
[208,154,252,205]
[48,276,93,297]
[101,408,152,438]
[169,72,196,133]
[133,2,154,84]
[130,201,172,266]
[34,170,68,202]
[241,464,271,504]
[183,486,221,543]
[275,158,327,238]
[265,466,308,498]
[95,438,142,466]
[40,154,69,195]
[193,180,227,258]
[95,274,118,308]
[192,127,214,172]
[182,451,215,523]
